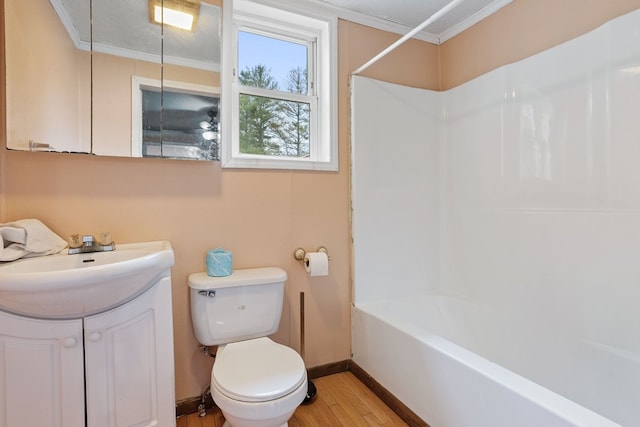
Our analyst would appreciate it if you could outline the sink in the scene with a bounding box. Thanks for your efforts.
[0,241,174,319]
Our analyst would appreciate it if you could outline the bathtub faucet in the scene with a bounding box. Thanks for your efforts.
[68,233,116,254]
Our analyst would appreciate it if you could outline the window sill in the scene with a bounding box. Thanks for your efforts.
[221,153,338,171]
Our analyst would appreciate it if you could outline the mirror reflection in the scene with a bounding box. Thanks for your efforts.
[4,0,221,160]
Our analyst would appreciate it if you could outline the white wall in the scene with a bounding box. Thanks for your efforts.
[442,9,640,323]
[353,7,640,309]
[351,77,442,304]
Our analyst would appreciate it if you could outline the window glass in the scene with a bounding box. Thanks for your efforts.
[237,30,311,158]
[238,31,308,95]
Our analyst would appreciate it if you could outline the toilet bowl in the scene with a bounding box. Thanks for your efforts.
[188,267,307,427]
[211,338,307,427]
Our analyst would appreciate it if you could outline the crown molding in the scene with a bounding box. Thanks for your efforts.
[436,0,512,43]
[254,0,513,45]
[247,0,440,43]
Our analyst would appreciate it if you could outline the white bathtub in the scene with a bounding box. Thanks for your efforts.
[352,295,633,427]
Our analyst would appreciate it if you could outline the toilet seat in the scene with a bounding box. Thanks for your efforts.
[212,337,307,403]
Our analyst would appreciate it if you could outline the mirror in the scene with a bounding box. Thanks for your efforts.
[4,0,221,160]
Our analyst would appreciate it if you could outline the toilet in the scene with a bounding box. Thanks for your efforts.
[188,267,308,427]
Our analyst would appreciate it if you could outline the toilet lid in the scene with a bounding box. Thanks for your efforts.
[212,337,307,402]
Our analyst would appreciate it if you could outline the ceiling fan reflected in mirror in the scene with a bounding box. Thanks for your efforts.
[200,110,218,141]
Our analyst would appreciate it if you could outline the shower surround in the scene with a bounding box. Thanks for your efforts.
[351,9,640,427]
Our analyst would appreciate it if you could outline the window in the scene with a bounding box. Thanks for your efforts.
[221,0,337,170]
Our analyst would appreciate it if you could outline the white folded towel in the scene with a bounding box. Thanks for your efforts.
[0,219,68,262]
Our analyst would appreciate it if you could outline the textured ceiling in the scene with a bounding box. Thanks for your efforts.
[51,0,221,70]
[286,0,512,43]
[50,0,511,68]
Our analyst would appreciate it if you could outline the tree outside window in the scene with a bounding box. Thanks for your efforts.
[238,65,310,158]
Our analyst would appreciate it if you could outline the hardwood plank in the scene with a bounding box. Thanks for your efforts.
[350,362,429,427]
[322,373,377,419]
[342,371,406,425]
[313,376,338,406]
[364,412,385,427]
[327,400,371,426]
[289,399,342,427]
[186,413,211,427]
[179,410,224,427]
[178,371,409,427]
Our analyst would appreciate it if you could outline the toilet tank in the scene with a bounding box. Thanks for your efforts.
[188,267,287,345]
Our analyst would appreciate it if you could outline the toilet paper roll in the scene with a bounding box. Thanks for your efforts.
[304,251,329,277]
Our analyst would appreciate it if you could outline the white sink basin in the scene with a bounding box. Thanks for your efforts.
[0,241,174,319]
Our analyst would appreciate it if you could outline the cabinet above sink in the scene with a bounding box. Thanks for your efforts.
[0,240,174,319]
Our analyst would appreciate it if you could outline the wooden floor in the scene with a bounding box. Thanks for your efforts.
[176,371,408,426]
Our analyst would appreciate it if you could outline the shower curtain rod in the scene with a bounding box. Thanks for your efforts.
[352,0,465,76]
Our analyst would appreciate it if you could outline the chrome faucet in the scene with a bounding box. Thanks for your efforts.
[68,233,116,254]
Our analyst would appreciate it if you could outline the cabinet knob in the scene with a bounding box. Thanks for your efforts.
[62,337,77,348]
[88,332,102,342]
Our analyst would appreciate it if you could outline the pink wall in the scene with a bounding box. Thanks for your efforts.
[0,0,437,398]
[3,0,638,401]
[4,0,88,152]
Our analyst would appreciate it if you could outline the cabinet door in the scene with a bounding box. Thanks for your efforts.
[84,276,176,427]
[0,311,84,427]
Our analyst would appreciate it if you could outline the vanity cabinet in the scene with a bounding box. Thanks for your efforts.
[0,276,175,427]
[0,311,85,426]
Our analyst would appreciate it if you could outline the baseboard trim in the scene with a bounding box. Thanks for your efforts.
[308,359,351,379]
[176,392,214,418]
[176,358,428,426]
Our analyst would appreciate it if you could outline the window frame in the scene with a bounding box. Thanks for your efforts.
[221,0,338,171]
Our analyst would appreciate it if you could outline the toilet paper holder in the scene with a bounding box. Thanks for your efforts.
[293,246,330,261]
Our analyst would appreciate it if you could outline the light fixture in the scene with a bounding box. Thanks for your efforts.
[149,0,200,32]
